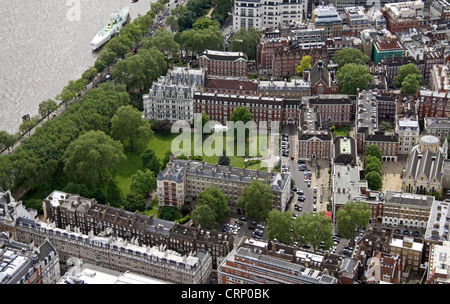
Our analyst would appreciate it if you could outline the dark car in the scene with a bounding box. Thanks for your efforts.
[239,216,247,221]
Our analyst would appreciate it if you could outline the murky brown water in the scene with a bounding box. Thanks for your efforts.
[0,0,154,134]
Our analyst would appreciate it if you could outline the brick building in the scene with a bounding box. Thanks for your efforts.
[194,92,300,126]
[298,131,332,161]
[304,94,353,127]
[272,45,328,79]
[418,90,450,122]
[307,60,338,95]
[364,132,400,162]
[198,50,248,77]
[381,1,424,34]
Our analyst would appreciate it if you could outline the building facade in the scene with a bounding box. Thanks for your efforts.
[157,158,291,212]
[198,50,248,78]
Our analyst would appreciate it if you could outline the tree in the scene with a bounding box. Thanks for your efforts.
[198,187,230,222]
[63,130,126,188]
[336,63,373,95]
[0,131,17,151]
[296,55,312,75]
[19,115,40,136]
[366,170,383,190]
[230,106,252,124]
[333,47,370,69]
[394,63,423,88]
[336,201,371,240]
[379,121,393,132]
[106,178,122,207]
[140,29,180,57]
[218,149,230,166]
[191,204,217,229]
[237,179,274,220]
[160,206,179,221]
[365,144,382,161]
[230,27,261,60]
[110,105,154,151]
[94,49,118,72]
[38,99,58,119]
[192,17,220,30]
[120,22,146,43]
[401,74,420,95]
[140,148,161,174]
[166,15,179,32]
[81,66,98,82]
[266,209,293,244]
[364,162,381,176]
[93,189,107,204]
[293,212,334,251]
[62,182,92,198]
[124,190,146,212]
[105,35,134,58]
[129,169,157,198]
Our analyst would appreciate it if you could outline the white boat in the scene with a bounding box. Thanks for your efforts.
[91,5,130,51]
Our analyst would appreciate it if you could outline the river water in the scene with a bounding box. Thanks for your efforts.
[0,0,154,134]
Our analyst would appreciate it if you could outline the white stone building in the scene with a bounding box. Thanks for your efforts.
[233,0,307,31]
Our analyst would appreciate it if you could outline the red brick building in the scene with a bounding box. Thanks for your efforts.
[307,60,338,95]
[364,132,400,162]
[272,45,328,79]
[198,50,248,77]
[257,36,290,75]
[418,91,450,122]
[305,94,353,126]
[194,92,301,126]
[298,131,332,160]
[204,77,258,96]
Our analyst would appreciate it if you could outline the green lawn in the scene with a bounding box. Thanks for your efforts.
[333,125,350,138]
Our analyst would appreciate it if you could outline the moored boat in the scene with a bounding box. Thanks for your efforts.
[91,5,130,51]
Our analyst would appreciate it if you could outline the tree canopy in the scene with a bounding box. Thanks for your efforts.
[237,179,273,220]
[336,201,371,239]
[63,130,126,189]
[197,186,230,223]
[333,47,370,69]
[293,212,334,251]
[110,105,154,151]
[266,209,294,244]
[336,63,373,95]
[230,27,261,60]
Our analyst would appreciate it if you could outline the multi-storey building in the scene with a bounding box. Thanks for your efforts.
[344,6,370,37]
[381,190,434,229]
[311,5,343,39]
[430,63,450,93]
[193,92,299,126]
[157,158,291,212]
[332,163,383,225]
[217,238,338,284]
[58,258,170,284]
[258,79,311,99]
[42,190,234,268]
[142,67,204,124]
[418,90,450,122]
[15,219,212,284]
[396,115,420,155]
[364,132,400,162]
[382,1,424,34]
[0,232,60,284]
[257,35,289,75]
[426,241,450,284]
[304,94,353,127]
[424,117,450,139]
[298,131,332,161]
[307,60,338,95]
[402,135,447,196]
[198,50,248,78]
[203,76,258,96]
[290,28,325,49]
[373,40,404,64]
[272,45,328,79]
[423,199,450,265]
[381,57,425,87]
[430,0,450,22]
[232,0,307,31]
[389,236,423,271]
[365,251,403,284]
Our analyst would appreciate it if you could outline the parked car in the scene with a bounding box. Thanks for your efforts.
[297,189,304,195]
[239,216,247,221]
[290,155,294,160]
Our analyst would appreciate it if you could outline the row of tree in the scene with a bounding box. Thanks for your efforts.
[364,145,383,191]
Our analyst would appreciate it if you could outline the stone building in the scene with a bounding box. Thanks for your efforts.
[402,135,447,196]
[157,158,291,212]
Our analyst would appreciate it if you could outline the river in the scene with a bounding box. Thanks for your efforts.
[0,0,154,134]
